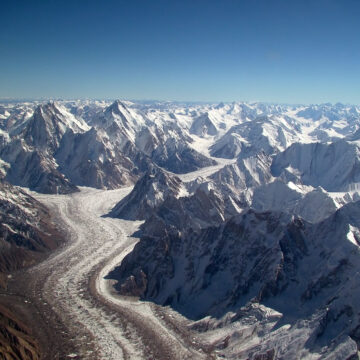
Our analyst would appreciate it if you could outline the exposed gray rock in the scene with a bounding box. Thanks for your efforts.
[190,113,218,137]
[271,140,360,191]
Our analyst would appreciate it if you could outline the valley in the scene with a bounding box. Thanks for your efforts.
[24,185,219,359]
[1,100,360,359]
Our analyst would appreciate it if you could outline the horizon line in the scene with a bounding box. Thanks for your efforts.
[0,97,358,107]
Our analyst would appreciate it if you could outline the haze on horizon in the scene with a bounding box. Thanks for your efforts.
[1,0,359,105]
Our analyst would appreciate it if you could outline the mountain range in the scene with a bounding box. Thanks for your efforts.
[1,99,360,358]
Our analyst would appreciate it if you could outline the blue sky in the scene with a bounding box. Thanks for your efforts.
[1,0,359,104]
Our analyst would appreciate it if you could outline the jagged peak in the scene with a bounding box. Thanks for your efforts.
[35,101,64,116]
[106,100,129,116]
[138,164,181,189]
[31,101,89,133]
[190,112,218,136]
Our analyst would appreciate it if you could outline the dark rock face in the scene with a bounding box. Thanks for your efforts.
[107,195,360,356]
[108,199,360,359]
[109,165,182,220]
[23,103,69,152]
[0,303,40,360]
[118,269,148,297]
[152,145,216,174]
[109,210,297,319]
[0,181,63,277]
[0,180,64,360]
[109,164,240,230]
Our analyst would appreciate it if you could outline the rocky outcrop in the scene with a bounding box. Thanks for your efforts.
[109,201,360,358]
[210,152,273,192]
[271,140,360,191]
[137,123,216,174]
[0,102,87,194]
[0,180,63,360]
[190,113,218,137]
[0,303,40,360]
[0,181,63,278]
[1,140,78,194]
[109,165,183,220]
[56,128,138,189]
[23,102,89,152]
